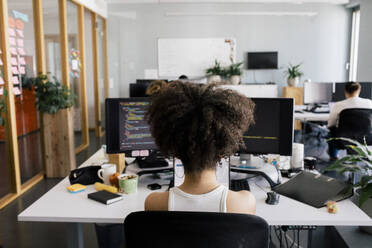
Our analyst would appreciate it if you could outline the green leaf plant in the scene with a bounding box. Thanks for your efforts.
[28,74,76,114]
[324,137,372,207]
[284,63,304,79]
[0,89,8,126]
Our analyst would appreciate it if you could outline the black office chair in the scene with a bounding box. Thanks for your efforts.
[333,108,372,151]
[124,211,269,248]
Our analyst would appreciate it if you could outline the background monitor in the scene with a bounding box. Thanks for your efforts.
[247,52,278,70]
[304,82,333,104]
[106,98,157,155]
[240,98,293,156]
[332,82,372,102]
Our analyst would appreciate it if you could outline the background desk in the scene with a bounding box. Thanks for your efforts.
[18,149,372,247]
[294,106,330,122]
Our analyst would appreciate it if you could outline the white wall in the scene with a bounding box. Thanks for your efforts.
[108,3,351,97]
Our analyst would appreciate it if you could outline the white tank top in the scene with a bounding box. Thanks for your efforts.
[168,185,228,212]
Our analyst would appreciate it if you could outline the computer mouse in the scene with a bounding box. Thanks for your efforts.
[265,191,280,205]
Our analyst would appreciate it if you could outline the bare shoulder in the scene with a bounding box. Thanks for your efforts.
[144,192,169,211]
[226,190,256,215]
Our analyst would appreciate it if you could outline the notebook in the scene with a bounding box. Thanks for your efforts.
[88,191,123,205]
[273,171,353,208]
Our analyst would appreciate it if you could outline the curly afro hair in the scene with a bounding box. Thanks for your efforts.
[146,81,255,175]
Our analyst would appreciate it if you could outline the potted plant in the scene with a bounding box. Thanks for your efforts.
[325,137,372,234]
[227,62,243,85]
[206,60,224,83]
[28,74,77,177]
[285,63,303,87]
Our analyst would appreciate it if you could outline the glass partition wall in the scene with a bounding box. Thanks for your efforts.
[0,0,108,209]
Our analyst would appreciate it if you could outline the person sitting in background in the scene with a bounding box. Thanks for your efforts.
[145,80,167,96]
[328,82,372,159]
[144,81,256,214]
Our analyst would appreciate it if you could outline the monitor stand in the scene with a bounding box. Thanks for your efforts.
[230,154,282,188]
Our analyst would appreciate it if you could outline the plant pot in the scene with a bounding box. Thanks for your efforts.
[42,108,76,178]
[208,75,221,84]
[287,77,300,87]
[352,189,372,234]
[230,75,241,85]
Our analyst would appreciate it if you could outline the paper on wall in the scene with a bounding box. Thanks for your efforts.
[8,28,16,37]
[16,29,24,38]
[0,77,4,85]
[12,76,19,85]
[10,57,18,66]
[11,66,19,74]
[19,66,25,74]
[9,37,16,46]
[17,39,24,47]
[17,48,25,55]
[10,47,17,55]
[13,87,21,95]
[19,57,26,65]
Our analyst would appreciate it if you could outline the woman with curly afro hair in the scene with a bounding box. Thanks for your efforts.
[145,81,256,214]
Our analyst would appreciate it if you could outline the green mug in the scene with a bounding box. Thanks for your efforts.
[118,174,138,194]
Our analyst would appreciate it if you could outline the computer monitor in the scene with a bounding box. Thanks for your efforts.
[240,98,294,156]
[136,79,168,85]
[105,98,157,155]
[332,82,372,102]
[304,82,333,104]
[247,52,278,70]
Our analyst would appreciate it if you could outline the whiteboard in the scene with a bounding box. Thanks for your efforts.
[158,38,236,77]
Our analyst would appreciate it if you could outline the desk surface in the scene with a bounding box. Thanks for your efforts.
[18,149,372,226]
[294,105,329,122]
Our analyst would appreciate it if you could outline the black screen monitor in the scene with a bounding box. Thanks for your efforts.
[247,52,278,70]
[136,79,168,85]
[240,98,294,156]
[106,98,157,155]
[332,82,372,102]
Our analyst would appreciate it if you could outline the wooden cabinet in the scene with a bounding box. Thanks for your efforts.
[0,89,38,141]
[282,87,303,130]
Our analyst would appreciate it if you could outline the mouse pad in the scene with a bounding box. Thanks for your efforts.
[273,171,353,208]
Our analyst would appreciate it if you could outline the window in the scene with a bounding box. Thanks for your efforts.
[349,7,360,82]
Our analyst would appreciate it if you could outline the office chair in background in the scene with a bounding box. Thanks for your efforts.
[332,108,372,152]
[124,211,269,248]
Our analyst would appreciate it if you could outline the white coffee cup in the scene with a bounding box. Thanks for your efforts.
[291,143,304,169]
[98,164,117,185]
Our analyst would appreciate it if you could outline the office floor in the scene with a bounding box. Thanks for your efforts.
[0,130,371,247]
[0,130,43,199]
[0,131,105,248]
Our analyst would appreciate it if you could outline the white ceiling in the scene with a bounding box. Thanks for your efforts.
[107,0,349,4]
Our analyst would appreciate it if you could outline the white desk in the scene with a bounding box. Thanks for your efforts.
[294,105,329,122]
[18,149,372,247]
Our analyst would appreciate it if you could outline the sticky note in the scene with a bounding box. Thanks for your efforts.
[0,57,3,66]
[12,76,19,85]
[16,29,24,38]
[0,77,4,85]
[140,150,149,156]
[10,57,18,66]
[17,48,25,55]
[17,39,24,47]
[10,47,17,55]
[0,88,3,95]
[19,57,26,65]
[11,66,19,74]
[131,150,140,157]
[19,66,25,74]
[13,87,21,95]
[8,28,15,37]
[9,37,16,46]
